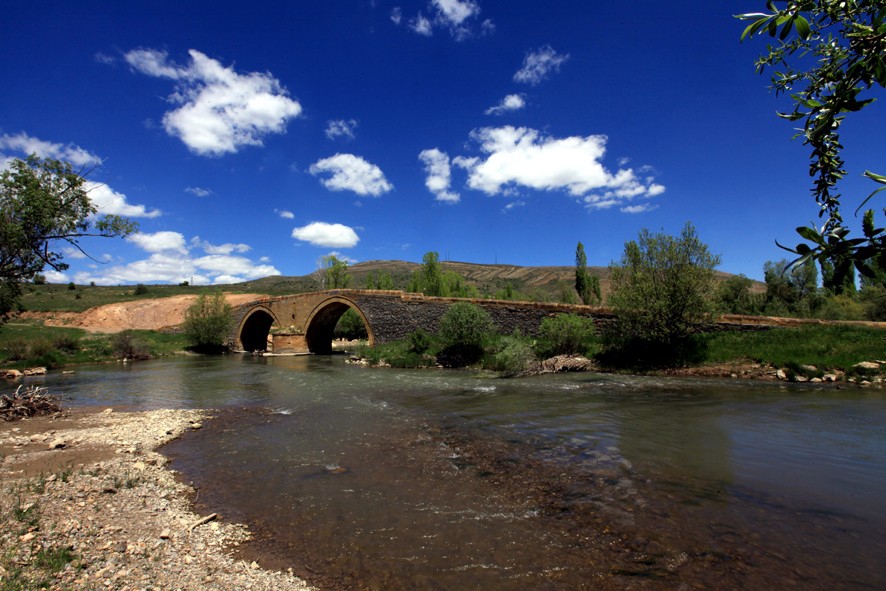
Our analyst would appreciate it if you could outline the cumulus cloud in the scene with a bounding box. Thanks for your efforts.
[484,93,525,116]
[128,231,189,254]
[514,45,569,85]
[390,7,403,24]
[0,132,161,219]
[325,119,358,140]
[75,231,279,285]
[185,186,213,197]
[621,203,659,214]
[275,209,295,219]
[292,222,360,248]
[418,148,460,203]
[84,183,162,218]
[454,126,665,209]
[309,153,393,196]
[124,48,302,156]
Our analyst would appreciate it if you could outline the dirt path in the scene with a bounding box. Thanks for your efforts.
[37,294,267,333]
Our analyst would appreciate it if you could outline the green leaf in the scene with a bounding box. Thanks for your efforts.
[795,15,811,39]
[795,226,823,243]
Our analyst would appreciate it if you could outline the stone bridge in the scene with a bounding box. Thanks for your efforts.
[228,289,613,354]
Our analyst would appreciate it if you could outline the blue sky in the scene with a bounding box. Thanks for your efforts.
[2,1,883,285]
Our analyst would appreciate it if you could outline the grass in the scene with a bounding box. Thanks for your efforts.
[0,320,190,369]
[701,325,884,372]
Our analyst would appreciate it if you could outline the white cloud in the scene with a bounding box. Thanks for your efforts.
[61,246,88,260]
[454,126,665,209]
[325,119,358,140]
[129,231,189,254]
[409,13,433,36]
[292,222,360,248]
[191,236,251,255]
[433,0,479,26]
[400,0,489,39]
[185,186,214,197]
[275,209,295,219]
[484,93,525,116]
[75,232,279,285]
[418,148,460,203]
[0,132,161,219]
[621,203,659,214]
[514,45,569,85]
[84,182,162,218]
[0,132,102,168]
[44,270,70,283]
[124,48,302,156]
[309,153,393,196]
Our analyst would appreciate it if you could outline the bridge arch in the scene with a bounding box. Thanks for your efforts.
[238,306,279,352]
[304,296,374,354]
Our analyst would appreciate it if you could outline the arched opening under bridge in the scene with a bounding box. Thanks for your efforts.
[304,299,372,354]
[239,308,277,352]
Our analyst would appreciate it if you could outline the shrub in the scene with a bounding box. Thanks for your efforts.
[535,314,597,358]
[134,284,148,295]
[409,329,433,354]
[183,293,233,352]
[111,331,150,360]
[490,335,537,376]
[435,302,495,367]
[67,282,76,290]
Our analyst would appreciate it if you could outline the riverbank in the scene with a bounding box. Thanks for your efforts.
[0,407,315,590]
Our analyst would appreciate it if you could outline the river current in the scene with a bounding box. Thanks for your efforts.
[44,355,886,590]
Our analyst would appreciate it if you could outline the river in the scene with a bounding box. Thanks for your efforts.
[44,355,886,590]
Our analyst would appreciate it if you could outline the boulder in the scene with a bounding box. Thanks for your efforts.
[2,369,23,379]
[853,361,881,371]
[23,367,47,376]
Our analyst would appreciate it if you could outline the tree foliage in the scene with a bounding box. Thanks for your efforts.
[737,1,885,278]
[607,223,721,362]
[408,251,476,297]
[536,313,598,358]
[183,292,234,351]
[0,155,137,321]
[436,302,495,367]
[574,242,601,305]
[318,254,351,289]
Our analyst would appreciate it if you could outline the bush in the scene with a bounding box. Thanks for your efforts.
[536,314,597,358]
[409,329,433,354]
[111,331,150,360]
[436,302,495,367]
[490,335,537,376]
[607,223,720,366]
[134,284,148,295]
[182,293,233,352]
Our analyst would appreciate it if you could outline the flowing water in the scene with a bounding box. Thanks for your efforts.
[44,355,886,590]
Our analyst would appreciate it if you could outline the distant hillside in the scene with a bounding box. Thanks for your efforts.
[19,260,764,313]
[245,259,763,303]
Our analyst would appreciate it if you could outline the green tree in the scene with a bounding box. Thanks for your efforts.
[334,308,368,340]
[575,242,601,305]
[409,251,447,296]
[738,1,885,278]
[436,302,495,366]
[0,155,137,322]
[183,292,234,352]
[763,258,823,315]
[318,254,351,289]
[717,274,761,314]
[607,223,721,363]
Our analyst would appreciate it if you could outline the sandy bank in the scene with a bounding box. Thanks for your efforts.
[0,407,314,590]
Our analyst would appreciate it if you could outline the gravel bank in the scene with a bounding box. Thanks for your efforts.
[0,407,315,590]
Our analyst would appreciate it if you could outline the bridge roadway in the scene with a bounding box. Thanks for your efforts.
[227,289,613,354]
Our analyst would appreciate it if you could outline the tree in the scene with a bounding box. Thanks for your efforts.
[409,251,447,296]
[607,223,721,362]
[0,155,137,322]
[318,254,351,289]
[737,1,885,278]
[436,302,495,367]
[763,258,823,315]
[574,242,601,305]
[182,292,234,351]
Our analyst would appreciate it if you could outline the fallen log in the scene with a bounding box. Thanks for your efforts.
[0,385,63,421]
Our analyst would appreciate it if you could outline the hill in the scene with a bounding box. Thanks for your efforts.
[17,260,764,314]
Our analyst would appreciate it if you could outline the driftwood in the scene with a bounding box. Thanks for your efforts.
[0,385,63,421]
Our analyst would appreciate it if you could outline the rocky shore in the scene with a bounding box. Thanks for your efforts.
[0,407,315,590]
